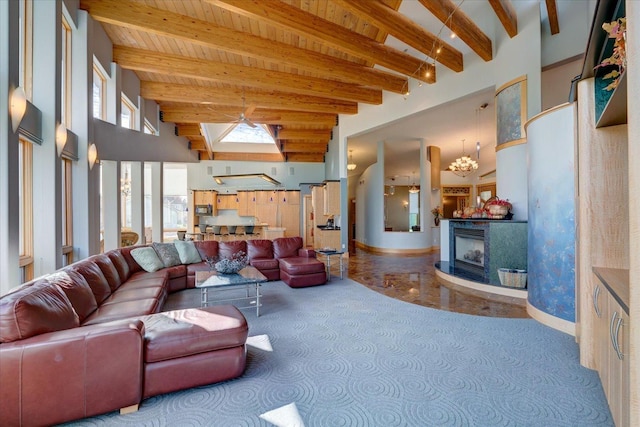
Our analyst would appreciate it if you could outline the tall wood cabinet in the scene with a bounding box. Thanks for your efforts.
[576,1,636,424]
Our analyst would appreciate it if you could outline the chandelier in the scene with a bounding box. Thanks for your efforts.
[121,170,131,197]
[347,150,357,171]
[449,139,478,177]
[408,172,420,194]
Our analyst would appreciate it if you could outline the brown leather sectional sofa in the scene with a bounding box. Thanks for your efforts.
[0,237,325,426]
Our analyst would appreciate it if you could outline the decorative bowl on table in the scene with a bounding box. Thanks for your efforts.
[214,251,248,274]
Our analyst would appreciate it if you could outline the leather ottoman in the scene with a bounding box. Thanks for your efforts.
[140,305,248,398]
[278,257,327,288]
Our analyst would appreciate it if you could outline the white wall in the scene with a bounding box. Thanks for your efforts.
[541,0,596,67]
[345,1,546,246]
[542,58,583,111]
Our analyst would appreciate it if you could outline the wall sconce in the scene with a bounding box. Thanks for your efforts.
[10,86,27,133]
[403,201,409,210]
[55,123,67,156]
[87,143,98,170]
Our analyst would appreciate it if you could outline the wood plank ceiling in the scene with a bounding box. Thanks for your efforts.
[80,0,559,163]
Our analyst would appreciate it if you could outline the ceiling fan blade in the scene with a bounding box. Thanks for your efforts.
[242,117,257,128]
[244,103,257,118]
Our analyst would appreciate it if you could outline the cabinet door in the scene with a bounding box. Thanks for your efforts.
[279,204,300,237]
[324,182,340,216]
[278,190,300,205]
[312,186,325,221]
[238,191,256,216]
[255,190,277,205]
[607,297,629,427]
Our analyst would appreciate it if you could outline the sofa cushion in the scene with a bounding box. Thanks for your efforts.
[48,269,98,322]
[70,261,112,304]
[82,298,161,325]
[0,280,79,343]
[186,262,211,276]
[164,264,187,280]
[102,286,165,306]
[107,250,131,283]
[131,247,164,273]
[92,254,123,291]
[174,241,202,264]
[194,240,219,261]
[118,246,144,274]
[279,257,326,275]
[141,306,248,363]
[250,258,279,270]
[219,241,247,260]
[246,239,274,260]
[273,237,303,259]
[152,242,182,268]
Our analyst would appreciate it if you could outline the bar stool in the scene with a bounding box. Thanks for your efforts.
[211,225,224,241]
[227,225,238,241]
[243,225,257,240]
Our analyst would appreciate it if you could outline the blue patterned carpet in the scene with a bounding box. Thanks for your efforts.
[64,279,613,426]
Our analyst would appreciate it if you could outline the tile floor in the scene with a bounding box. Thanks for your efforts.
[344,248,529,318]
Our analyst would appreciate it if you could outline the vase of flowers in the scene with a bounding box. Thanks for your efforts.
[431,206,442,226]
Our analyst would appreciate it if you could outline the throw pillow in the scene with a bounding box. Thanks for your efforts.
[131,247,165,272]
[174,240,202,264]
[152,242,182,268]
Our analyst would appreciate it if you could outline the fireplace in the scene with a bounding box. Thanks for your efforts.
[453,227,486,277]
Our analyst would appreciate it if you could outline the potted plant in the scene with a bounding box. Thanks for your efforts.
[431,206,442,226]
[596,17,626,91]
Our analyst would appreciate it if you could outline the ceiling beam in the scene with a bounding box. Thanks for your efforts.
[80,0,408,94]
[417,0,492,62]
[208,0,435,84]
[488,0,518,38]
[332,0,462,72]
[146,82,356,115]
[175,124,202,136]
[544,0,560,35]
[284,153,325,162]
[280,142,328,153]
[162,107,337,127]
[187,137,208,151]
[277,129,332,140]
[211,152,285,162]
[113,46,382,105]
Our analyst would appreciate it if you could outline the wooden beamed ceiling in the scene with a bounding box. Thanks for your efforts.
[80,0,559,163]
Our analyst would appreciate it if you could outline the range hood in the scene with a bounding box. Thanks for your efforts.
[212,173,281,187]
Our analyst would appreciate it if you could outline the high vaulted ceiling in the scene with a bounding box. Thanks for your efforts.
[79,0,560,163]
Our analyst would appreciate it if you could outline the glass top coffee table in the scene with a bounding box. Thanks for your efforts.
[195,266,268,316]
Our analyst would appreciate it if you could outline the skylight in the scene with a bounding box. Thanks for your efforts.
[220,123,275,144]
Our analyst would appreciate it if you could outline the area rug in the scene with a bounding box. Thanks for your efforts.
[63,279,613,426]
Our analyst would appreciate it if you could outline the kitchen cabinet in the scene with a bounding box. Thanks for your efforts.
[323,181,340,216]
[194,190,216,206]
[255,190,278,205]
[238,191,256,217]
[311,185,325,220]
[279,204,300,238]
[592,269,630,427]
[315,229,340,251]
[217,194,240,210]
[278,190,300,205]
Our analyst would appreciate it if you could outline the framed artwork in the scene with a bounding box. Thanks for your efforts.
[495,75,527,148]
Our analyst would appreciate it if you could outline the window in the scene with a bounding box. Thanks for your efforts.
[121,96,136,129]
[19,0,33,99]
[61,158,73,266]
[162,164,187,242]
[144,119,157,135]
[18,138,33,282]
[92,64,106,119]
[61,14,72,126]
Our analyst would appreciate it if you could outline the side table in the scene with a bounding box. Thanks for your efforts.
[316,250,344,280]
